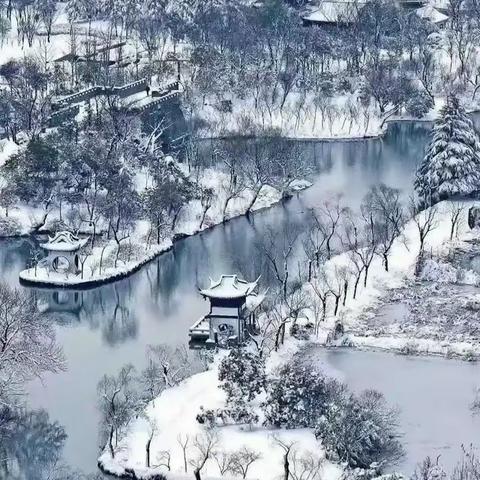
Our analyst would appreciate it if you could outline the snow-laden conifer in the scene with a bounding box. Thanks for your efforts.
[415,96,480,204]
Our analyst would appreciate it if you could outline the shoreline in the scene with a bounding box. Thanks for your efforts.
[16,188,308,290]
[194,108,480,144]
[319,342,479,362]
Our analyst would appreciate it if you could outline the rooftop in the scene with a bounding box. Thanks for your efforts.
[40,231,89,252]
[302,1,366,24]
[199,274,259,299]
[414,5,448,23]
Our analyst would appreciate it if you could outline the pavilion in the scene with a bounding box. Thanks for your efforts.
[189,274,264,346]
[40,231,89,276]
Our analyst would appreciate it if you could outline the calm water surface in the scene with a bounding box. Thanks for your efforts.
[1,122,478,477]
[305,347,480,475]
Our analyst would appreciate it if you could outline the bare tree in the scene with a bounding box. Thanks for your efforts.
[213,450,236,476]
[177,433,190,473]
[409,198,438,254]
[259,225,299,300]
[315,196,347,260]
[289,450,325,480]
[190,429,219,480]
[326,266,348,316]
[273,436,296,480]
[230,447,262,479]
[448,202,464,240]
[0,284,65,408]
[145,416,158,468]
[146,344,196,389]
[97,364,139,459]
[303,212,329,281]
[308,269,331,333]
[220,154,246,221]
[156,450,171,471]
[363,185,405,272]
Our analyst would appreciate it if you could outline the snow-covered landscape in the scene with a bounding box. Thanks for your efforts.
[1,0,480,479]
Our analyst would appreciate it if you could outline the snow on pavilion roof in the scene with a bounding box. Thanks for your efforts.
[414,5,448,23]
[302,1,365,24]
[40,231,90,252]
[199,275,259,300]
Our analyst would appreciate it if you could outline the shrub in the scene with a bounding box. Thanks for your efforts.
[218,348,266,402]
[0,216,21,236]
[211,348,266,426]
[316,389,404,469]
[263,361,343,428]
[406,90,434,118]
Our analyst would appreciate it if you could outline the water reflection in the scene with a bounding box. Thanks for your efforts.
[0,120,463,476]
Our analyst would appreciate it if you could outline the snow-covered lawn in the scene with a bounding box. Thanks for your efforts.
[17,173,311,287]
[311,199,480,358]
[98,346,343,480]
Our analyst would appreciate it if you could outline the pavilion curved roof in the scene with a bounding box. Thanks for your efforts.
[199,275,259,300]
[40,231,89,252]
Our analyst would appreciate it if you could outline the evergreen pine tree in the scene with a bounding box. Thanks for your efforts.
[414,96,480,204]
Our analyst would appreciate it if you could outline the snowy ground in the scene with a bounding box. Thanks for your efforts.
[17,173,311,287]
[194,92,387,140]
[97,200,480,480]
[98,344,343,480]
[308,200,480,358]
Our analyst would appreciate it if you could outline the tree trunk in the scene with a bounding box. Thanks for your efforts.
[364,265,370,287]
[146,437,152,467]
[246,186,262,214]
[353,275,361,299]
[283,453,290,480]
[194,469,202,480]
[109,427,115,458]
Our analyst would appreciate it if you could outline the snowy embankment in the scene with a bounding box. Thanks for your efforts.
[98,346,343,480]
[310,200,480,358]
[97,201,479,479]
[195,92,387,141]
[18,173,311,288]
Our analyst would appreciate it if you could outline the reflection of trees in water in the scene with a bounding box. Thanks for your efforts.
[0,238,36,277]
[385,121,429,158]
[144,249,182,316]
[101,283,137,346]
[34,282,138,347]
[0,407,67,480]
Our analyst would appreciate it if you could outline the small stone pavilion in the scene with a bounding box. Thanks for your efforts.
[40,231,89,276]
[189,274,263,346]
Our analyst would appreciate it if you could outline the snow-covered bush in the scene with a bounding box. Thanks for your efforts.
[398,340,419,356]
[263,361,343,429]
[290,321,315,340]
[207,348,266,426]
[406,90,433,118]
[315,389,403,470]
[218,348,266,402]
[419,259,458,283]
